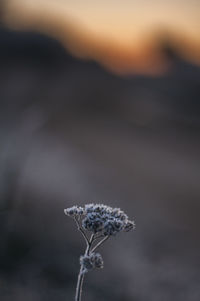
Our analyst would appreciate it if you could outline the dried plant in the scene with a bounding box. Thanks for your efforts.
[64,203,135,301]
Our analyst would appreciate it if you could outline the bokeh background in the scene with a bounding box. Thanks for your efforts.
[0,1,200,300]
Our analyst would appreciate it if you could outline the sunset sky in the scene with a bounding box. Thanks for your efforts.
[3,0,200,73]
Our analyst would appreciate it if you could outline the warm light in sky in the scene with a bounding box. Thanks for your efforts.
[3,0,200,74]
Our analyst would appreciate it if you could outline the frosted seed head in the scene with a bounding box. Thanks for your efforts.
[64,206,84,217]
[65,203,135,237]
[92,252,104,269]
[82,214,104,233]
[103,218,123,236]
[80,252,103,273]
[124,220,135,232]
[80,255,93,271]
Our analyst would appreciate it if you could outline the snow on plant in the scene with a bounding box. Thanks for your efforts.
[64,203,135,301]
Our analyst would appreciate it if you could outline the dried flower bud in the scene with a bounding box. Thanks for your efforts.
[103,219,123,236]
[124,220,135,232]
[92,253,104,269]
[80,255,94,272]
[64,206,84,217]
[80,252,103,274]
[82,213,104,233]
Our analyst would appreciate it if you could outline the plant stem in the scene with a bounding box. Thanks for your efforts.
[75,234,94,301]
[74,217,90,246]
[75,266,85,301]
[91,235,109,253]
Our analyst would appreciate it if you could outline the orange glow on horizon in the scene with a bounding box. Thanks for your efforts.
[2,0,200,74]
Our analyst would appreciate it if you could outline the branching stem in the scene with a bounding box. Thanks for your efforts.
[74,217,89,246]
[91,235,109,253]
[74,221,109,301]
[93,234,104,241]
[75,233,95,301]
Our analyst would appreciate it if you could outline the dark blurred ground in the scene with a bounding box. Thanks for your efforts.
[0,26,200,301]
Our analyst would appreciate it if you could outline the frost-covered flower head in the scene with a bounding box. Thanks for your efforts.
[64,203,135,237]
[64,203,135,301]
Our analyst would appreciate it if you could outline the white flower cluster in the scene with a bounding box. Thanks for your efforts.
[64,203,135,236]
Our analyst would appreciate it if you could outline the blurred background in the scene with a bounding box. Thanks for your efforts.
[0,0,200,300]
